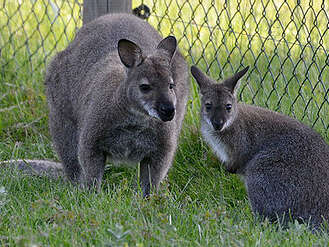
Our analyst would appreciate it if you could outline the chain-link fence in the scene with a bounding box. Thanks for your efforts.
[1,0,328,138]
[0,1,82,82]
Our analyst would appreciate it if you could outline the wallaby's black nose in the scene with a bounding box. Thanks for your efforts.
[212,119,224,131]
[158,103,175,122]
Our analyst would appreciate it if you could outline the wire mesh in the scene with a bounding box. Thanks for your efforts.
[0,0,82,81]
[1,0,328,138]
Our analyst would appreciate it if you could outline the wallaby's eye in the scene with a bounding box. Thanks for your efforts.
[169,83,175,90]
[226,104,232,112]
[139,84,152,93]
[205,103,212,111]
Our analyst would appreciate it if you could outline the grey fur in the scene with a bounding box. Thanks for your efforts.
[45,14,189,196]
[191,65,329,229]
[1,160,64,178]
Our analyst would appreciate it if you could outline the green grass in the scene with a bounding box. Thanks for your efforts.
[2,166,328,246]
[1,0,329,246]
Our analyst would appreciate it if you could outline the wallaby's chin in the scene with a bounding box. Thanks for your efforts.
[142,101,175,122]
[146,110,174,122]
[141,104,172,122]
[147,109,175,122]
[213,125,225,132]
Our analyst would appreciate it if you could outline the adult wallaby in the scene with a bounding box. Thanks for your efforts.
[191,65,329,229]
[31,13,189,196]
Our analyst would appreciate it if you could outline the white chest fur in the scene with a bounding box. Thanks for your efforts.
[201,122,229,163]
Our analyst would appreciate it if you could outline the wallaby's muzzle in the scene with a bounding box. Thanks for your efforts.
[211,117,225,131]
[210,108,227,131]
[157,102,175,122]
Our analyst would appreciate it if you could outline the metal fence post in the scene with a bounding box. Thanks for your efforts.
[83,0,132,25]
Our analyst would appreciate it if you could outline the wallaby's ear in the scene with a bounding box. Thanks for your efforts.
[156,36,177,62]
[118,39,144,68]
[191,65,211,93]
[222,66,249,94]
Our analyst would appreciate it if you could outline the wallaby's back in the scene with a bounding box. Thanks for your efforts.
[191,65,329,230]
[238,104,329,228]
[227,103,329,172]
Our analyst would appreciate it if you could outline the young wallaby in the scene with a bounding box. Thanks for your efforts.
[191,65,329,229]
[43,13,189,196]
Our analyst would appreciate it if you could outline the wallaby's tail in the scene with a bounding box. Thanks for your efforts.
[0,160,64,178]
